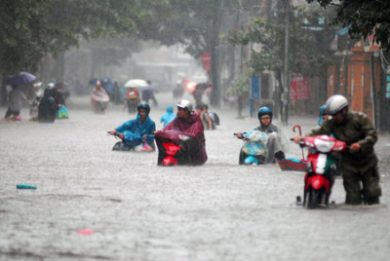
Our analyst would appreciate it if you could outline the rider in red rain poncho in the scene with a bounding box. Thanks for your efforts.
[155,99,207,165]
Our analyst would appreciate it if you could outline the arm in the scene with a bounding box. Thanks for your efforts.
[115,120,131,133]
[355,113,377,153]
[293,122,331,144]
[309,121,332,136]
[115,120,141,142]
[144,122,156,141]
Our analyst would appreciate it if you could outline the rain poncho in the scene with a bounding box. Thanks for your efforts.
[38,88,57,123]
[91,86,109,112]
[7,88,25,112]
[239,130,269,164]
[115,115,156,148]
[160,106,175,127]
[241,130,269,157]
[155,113,207,165]
[239,123,284,164]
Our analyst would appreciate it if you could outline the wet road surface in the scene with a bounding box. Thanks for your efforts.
[1,94,390,260]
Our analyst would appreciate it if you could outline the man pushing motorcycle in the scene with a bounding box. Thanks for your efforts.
[292,94,382,205]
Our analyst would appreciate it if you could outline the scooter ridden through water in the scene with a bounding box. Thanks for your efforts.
[108,131,154,152]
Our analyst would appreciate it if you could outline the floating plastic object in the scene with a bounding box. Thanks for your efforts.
[77,228,94,236]
[16,184,37,190]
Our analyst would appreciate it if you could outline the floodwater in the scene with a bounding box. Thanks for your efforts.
[1,93,389,261]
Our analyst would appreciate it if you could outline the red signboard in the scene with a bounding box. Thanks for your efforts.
[200,51,211,73]
[290,75,310,101]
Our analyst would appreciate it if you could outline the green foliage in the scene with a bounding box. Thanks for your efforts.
[228,70,251,96]
[0,0,170,75]
[226,6,335,76]
[86,37,141,67]
[307,0,390,50]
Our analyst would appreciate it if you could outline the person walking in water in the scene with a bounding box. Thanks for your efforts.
[293,94,382,205]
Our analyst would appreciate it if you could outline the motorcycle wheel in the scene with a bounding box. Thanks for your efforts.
[303,188,320,209]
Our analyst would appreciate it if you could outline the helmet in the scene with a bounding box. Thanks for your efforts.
[325,94,348,115]
[176,99,193,112]
[137,102,150,114]
[257,106,273,119]
[47,82,55,89]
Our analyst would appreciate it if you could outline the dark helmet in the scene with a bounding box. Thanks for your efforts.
[137,102,150,114]
[257,106,273,119]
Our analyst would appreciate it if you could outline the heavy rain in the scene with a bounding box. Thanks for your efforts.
[1,1,390,260]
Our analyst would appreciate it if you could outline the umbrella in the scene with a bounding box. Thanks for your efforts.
[124,79,149,88]
[7,72,36,86]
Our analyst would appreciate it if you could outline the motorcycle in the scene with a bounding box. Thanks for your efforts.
[160,142,182,166]
[155,134,197,166]
[125,87,140,113]
[108,131,154,152]
[235,130,268,165]
[285,135,346,209]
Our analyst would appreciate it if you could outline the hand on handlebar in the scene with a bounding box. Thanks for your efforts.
[108,130,124,140]
[178,134,190,141]
[350,143,361,152]
[234,132,244,139]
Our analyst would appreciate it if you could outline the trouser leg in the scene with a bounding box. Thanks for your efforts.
[342,168,363,204]
[361,165,381,204]
[267,133,284,162]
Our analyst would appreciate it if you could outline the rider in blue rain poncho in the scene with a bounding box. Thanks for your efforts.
[160,105,175,128]
[108,103,156,150]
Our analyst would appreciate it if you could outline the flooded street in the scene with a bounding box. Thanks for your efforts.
[1,94,390,261]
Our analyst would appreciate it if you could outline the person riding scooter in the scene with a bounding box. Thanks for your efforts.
[91,80,110,113]
[126,86,140,113]
[235,106,285,165]
[155,99,207,166]
[108,103,156,151]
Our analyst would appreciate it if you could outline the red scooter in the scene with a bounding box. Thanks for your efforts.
[296,135,346,209]
[161,142,181,166]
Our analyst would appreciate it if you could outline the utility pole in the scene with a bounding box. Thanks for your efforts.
[282,0,290,125]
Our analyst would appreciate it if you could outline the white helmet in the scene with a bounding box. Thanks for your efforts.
[326,94,348,115]
[176,99,193,111]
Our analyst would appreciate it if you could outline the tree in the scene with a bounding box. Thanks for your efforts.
[0,0,170,75]
[226,3,337,120]
[147,0,259,107]
[0,0,172,104]
[307,0,390,51]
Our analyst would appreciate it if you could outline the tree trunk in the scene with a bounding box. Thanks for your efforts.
[210,40,220,107]
[0,75,6,106]
[274,70,283,120]
[54,51,65,83]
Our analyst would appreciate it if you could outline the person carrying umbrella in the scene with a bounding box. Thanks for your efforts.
[4,72,36,121]
[4,85,26,121]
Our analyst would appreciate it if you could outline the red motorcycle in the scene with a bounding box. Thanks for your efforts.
[280,134,346,209]
[161,142,181,166]
[298,135,346,208]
